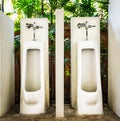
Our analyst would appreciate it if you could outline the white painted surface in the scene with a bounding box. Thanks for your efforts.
[71,17,100,107]
[0,11,14,117]
[108,0,120,117]
[77,41,103,115]
[55,9,64,117]
[20,41,45,114]
[20,18,49,114]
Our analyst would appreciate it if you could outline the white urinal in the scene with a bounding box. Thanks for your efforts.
[20,41,45,114]
[77,40,103,115]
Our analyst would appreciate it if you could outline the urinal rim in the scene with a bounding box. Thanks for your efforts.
[21,41,44,93]
[77,41,101,93]
[25,48,44,92]
[23,40,43,49]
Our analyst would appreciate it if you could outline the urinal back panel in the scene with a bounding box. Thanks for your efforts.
[71,17,100,107]
[21,18,49,108]
[0,11,14,117]
[21,19,48,44]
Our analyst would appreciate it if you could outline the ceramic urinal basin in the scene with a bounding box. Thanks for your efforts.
[77,40,103,115]
[20,41,45,114]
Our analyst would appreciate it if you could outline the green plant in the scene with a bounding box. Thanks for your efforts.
[12,0,41,18]
[49,25,55,64]
[100,32,108,103]
[64,38,70,77]
[14,35,20,52]
[48,0,69,24]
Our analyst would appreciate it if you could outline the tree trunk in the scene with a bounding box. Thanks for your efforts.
[41,0,44,16]
[2,0,4,12]
[51,8,53,25]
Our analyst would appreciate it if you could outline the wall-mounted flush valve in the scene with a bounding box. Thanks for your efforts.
[26,22,43,41]
[77,21,96,40]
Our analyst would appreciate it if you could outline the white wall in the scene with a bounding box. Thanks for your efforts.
[108,0,120,117]
[0,11,14,117]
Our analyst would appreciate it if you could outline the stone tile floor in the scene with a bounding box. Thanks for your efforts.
[0,104,120,121]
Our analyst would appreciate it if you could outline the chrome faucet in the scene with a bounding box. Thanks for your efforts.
[26,22,43,41]
[77,21,96,40]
